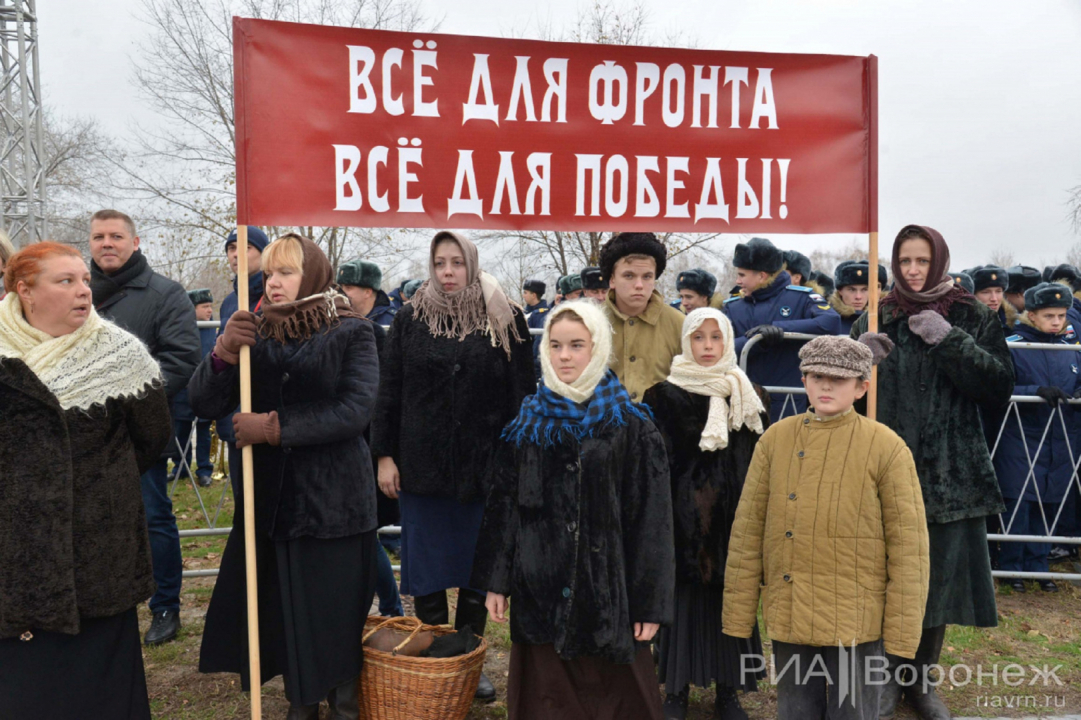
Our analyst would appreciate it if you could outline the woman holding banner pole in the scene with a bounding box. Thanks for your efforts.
[190,234,380,720]
[851,225,1012,720]
[372,230,535,702]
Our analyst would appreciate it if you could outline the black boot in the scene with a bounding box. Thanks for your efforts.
[714,686,749,720]
[455,589,496,703]
[904,625,951,720]
[662,685,688,720]
[284,703,319,720]
[412,590,449,626]
[878,676,903,719]
[144,609,181,646]
[327,678,359,720]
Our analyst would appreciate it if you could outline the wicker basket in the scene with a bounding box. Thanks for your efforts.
[358,615,488,720]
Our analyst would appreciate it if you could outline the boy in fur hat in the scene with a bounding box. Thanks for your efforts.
[950,272,974,294]
[676,268,718,314]
[994,283,1081,592]
[723,237,841,422]
[1043,263,1081,331]
[723,334,929,720]
[1004,265,1041,313]
[966,265,1013,332]
[829,260,888,335]
[782,249,812,287]
[579,266,608,303]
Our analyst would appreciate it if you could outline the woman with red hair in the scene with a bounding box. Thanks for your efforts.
[0,241,172,720]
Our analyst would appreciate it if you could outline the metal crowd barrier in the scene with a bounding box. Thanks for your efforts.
[740,330,1081,583]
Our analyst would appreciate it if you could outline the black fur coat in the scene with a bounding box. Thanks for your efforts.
[643,381,769,587]
[189,316,380,540]
[470,414,674,664]
[370,304,535,503]
[0,359,171,638]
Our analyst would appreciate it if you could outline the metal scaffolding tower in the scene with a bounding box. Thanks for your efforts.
[0,0,45,247]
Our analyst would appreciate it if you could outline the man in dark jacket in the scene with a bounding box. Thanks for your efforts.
[89,209,202,646]
[724,237,840,421]
[337,258,397,327]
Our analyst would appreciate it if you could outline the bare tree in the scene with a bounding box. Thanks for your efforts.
[989,249,1016,270]
[1070,184,1081,236]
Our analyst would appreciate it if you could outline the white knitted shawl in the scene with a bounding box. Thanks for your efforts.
[666,308,765,451]
[538,300,613,403]
[0,293,162,411]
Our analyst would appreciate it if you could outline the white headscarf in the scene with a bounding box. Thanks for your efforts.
[666,308,765,450]
[538,300,613,403]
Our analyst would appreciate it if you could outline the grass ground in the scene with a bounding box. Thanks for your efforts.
[153,478,1081,718]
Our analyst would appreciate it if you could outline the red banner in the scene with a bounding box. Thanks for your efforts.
[234,18,876,233]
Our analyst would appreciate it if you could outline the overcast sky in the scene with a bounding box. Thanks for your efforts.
[37,0,1081,270]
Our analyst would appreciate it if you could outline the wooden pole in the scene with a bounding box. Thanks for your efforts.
[236,225,262,718]
[867,55,879,420]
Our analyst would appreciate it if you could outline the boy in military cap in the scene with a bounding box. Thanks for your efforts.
[526,278,557,381]
[724,335,928,720]
[782,249,812,287]
[599,232,684,401]
[522,279,549,315]
[172,289,217,487]
[809,270,836,300]
[830,260,888,335]
[1043,264,1081,331]
[966,265,1013,331]
[559,273,583,301]
[724,237,841,422]
[1005,265,1042,313]
[949,272,974,294]
[579,266,608,303]
[337,258,396,325]
[675,268,717,314]
[994,283,1081,593]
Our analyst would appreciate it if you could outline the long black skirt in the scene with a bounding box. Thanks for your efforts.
[924,517,998,628]
[657,582,764,693]
[0,607,150,720]
[199,524,378,706]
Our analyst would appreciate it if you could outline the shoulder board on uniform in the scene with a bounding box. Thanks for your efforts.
[537,307,549,314]
[787,285,813,292]
[723,295,741,305]
[1005,334,1022,343]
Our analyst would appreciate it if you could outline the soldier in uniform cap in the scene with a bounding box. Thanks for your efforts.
[579,266,608,303]
[724,237,841,422]
[675,268,718,313]
[337,259,396,326]
[949,272,974,294]
[522,279,548,315]
[1005,265,1042,313]
[829,260,888,335]
[782,249,812,287]
[1042,264,1081,331]
[966,265,1013,331]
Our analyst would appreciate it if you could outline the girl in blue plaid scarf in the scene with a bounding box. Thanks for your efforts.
[471,300,675,720]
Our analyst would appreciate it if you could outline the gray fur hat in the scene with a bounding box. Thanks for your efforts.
[799,335,874,380]
[733,237,784,274]
[187,288,213,306]
[337,259,382,290]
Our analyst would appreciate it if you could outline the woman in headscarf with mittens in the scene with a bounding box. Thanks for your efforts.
[850,225,1013,720]
[370,230,535,702]
[189,233,381,720]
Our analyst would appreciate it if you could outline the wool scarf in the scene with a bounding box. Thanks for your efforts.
[90,249,149,306]
[0,293,161,411]
[503,301,650,447]
[411,231,521,359]
[881,224,970,318]
[666,308,765,451]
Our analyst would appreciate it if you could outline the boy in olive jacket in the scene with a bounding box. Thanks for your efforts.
[723,335,930,720]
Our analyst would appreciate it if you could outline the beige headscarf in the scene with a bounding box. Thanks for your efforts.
[411,230,522,359]
[666,308,765,451]
[538,300,613,402]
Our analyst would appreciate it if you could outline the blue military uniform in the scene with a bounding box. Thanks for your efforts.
[368,289,398,327]
[527,303,551,382]
[724,270,841,421]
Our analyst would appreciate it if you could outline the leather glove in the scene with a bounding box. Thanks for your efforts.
[857,332,895,366]
[214,310,259,365]
[1036,386,1069,407]
[907,309,952,345]
[745,324,785,345]
[233,411,281,448]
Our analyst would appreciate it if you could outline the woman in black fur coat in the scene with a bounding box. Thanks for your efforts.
[371,231,535,701]
[643,308,769,720]
[190,234,380,720]
[472,300,674,720]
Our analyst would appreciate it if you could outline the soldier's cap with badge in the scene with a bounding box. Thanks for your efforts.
[733,237,784,274]
[1042,264,1081,293]
[965,265,1008,292]
[402,278,423,299]
[1006,265,1042,295]
[523,279,547,296]
[676,268,718,298]
[337,259,382,290]
[558,273,583,295]
[1025,282,1074,311]
[834,260,888,290]
[598,232,668,281]
[782,250,812,282]
[187,288,213,306]
[579,266,607,291]
[949,272,975,294]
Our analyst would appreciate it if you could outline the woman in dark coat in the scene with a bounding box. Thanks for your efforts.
[372,230,534,701]
[643,308,768,720]
[851,225,1013,720]
[472,300,674,720]
[0,242,171,720]
[190,234,380,720]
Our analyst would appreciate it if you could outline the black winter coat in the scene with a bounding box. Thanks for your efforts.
[189,317,380,540]
[371,305,535,502]
[91,256,201,399]
[852,300,1012,523]
[0,359,171,638]
[471,415,675,664]
[643,381,769,587]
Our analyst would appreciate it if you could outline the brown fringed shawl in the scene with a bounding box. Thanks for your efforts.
[259,233,363,343]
